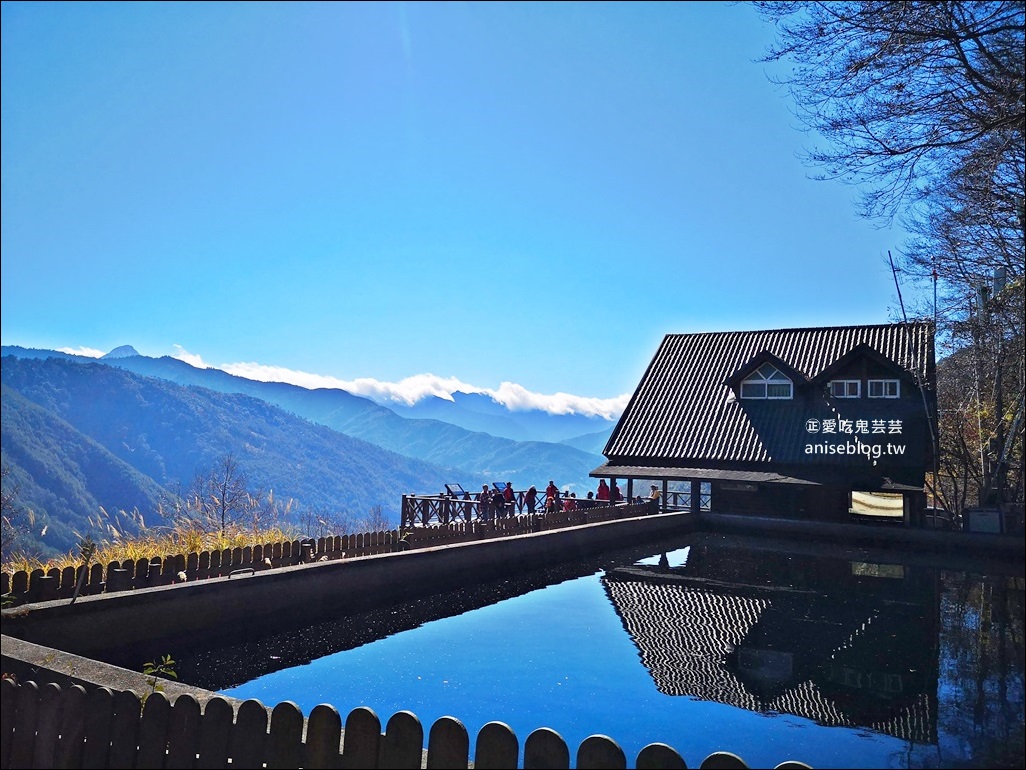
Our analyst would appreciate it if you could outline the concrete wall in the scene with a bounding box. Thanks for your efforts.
[5,509,1022,694]
[1,510,694,659]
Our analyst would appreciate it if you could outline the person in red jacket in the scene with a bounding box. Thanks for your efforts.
[596,479,610,501]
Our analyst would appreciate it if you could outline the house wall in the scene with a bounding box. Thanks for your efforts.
[712,483,852,522]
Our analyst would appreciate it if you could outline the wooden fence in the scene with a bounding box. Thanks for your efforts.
[0,531,403,605]
[0,505,655,605]
[0,678,813,769]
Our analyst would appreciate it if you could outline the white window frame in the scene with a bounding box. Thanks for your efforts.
[867,379,900,398]
[829,379,861,398]
[740,364,793,400]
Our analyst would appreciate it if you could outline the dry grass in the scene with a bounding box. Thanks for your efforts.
[2,520,304,575]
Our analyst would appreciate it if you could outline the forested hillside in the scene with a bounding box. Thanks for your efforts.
[1,356,459,557]
[1,346,606,490]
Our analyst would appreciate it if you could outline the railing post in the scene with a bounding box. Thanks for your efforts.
[402,495,412,528]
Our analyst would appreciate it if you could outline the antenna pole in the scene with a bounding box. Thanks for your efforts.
[888,250,907,322]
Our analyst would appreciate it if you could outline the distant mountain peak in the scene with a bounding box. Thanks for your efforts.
[101,345,141,359]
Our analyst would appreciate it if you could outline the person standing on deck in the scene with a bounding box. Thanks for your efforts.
[503,481,515,517]
[525,485,538,514]
[648,484,661,514]
[596,479,610,502]
[545,491,559,514]
[491,486,507,519]
[479,484,492,521]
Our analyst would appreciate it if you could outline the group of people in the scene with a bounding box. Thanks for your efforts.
[474,482,518,520]
[466,478,636,521]
[439,479,665,525]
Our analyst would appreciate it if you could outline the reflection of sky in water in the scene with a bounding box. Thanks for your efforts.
[635,545,690,568]
[222,547,940,769]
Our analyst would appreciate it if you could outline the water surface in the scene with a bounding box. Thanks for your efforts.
[165,532,1023,768]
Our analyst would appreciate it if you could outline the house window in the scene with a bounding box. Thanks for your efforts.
[740,363,793,399]
[868,379,900,398]
[829,380,861,398]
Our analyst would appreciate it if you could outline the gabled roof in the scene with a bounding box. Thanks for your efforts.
[810,341,917,385]
[724,350,808,390]
[602,322,934,466]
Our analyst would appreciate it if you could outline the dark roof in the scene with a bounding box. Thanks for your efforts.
[601,323,934,468]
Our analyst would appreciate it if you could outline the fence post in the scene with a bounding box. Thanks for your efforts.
[577,735,626,769]
[37,574,59,603]
[341,706,381,769]
[380,710,423,769]
[426,716,468,769]
[107,568,129,594]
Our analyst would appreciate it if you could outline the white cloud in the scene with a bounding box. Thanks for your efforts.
[56,346,105,358]
[170,350,627,419]
[171,345,212,369]
[491,382,630,421]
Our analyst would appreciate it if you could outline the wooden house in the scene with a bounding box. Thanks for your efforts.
[592,323,936,524]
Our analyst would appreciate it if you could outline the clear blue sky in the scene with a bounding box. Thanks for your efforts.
[1,1,909,415]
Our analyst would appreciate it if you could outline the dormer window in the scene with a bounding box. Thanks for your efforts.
[868,379,900,398]
[740,364,793,399]
[829,380,861,398]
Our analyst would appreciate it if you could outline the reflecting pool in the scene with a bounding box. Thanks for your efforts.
[162,532,1023,769]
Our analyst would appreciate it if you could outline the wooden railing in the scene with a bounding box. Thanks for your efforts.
[0,679,813,769]
[403,484,711,527]
[401,495,652,527]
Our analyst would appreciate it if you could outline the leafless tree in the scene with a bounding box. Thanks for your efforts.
[191,452,252,536]
[359,504,394,533]
[754,1,1024,221]
[755,1,1025,512]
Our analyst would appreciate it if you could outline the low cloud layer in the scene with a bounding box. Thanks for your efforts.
[57,346,107,358]
[51,344,628,419]
[174,346,629,420]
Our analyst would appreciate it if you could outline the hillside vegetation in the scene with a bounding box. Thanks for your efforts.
[1,356,457,558]
[1,350,608,560]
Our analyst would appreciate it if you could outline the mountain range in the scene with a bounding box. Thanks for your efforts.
[0,345,616,558]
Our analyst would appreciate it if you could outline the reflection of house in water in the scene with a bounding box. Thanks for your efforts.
[602,538,940,744]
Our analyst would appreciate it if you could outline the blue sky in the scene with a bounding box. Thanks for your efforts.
[1,1,909,417]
